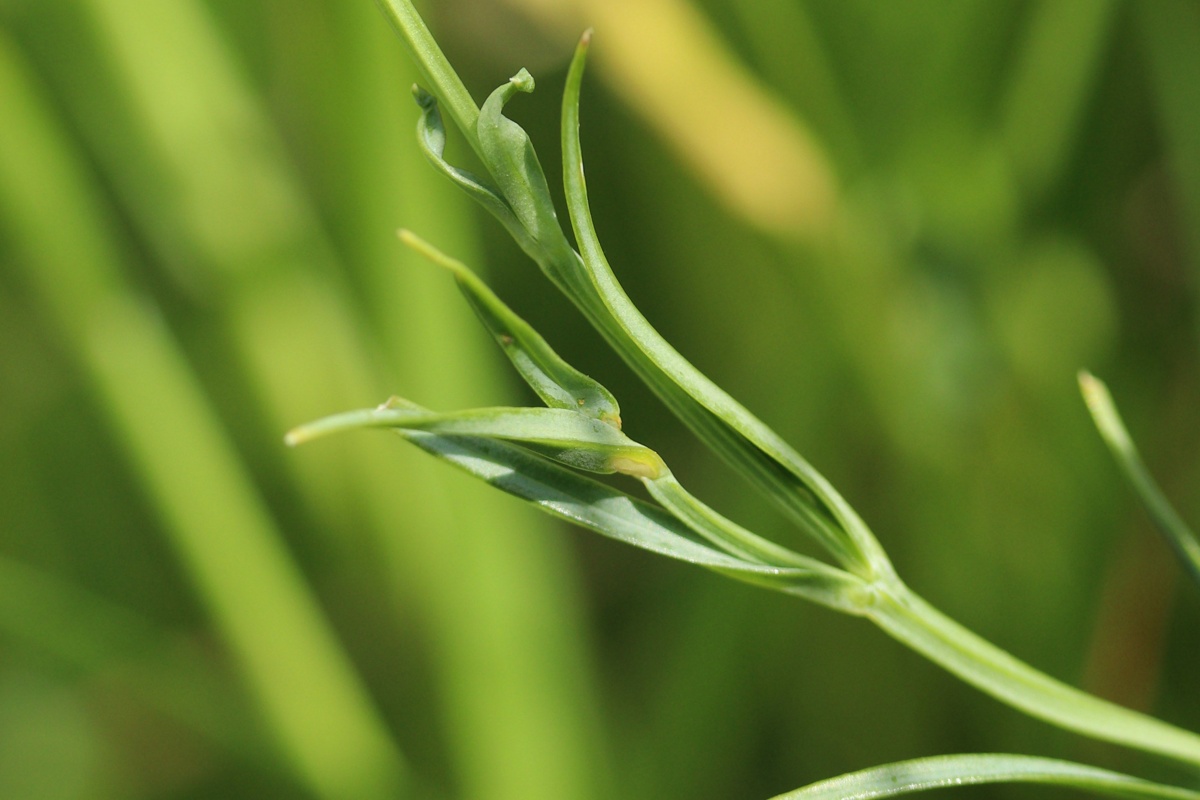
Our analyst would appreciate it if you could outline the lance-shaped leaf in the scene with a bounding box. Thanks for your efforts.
[289,404,663,478]
[399,230,622,427]
[558,32,889,577]
[1080,371,1200,586]
[288,398,869,613]
[771,754,1200,800]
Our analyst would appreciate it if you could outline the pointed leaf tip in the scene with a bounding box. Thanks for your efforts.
[510,68,535,93]
[397,229,467,279]
[411,84,435,108]
[1078,369,1099,395]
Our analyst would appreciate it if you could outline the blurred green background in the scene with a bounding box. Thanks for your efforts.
[1,0,1198,798]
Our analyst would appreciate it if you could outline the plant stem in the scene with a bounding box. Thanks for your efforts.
[869,579,1200,769]
[1080,371,1200,586]
[373,0,481,152]
[372,0,1200,773]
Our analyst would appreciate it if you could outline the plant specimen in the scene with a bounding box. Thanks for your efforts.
[290,2,1200,796]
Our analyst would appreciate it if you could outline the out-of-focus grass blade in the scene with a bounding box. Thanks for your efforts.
[0,556,292,781]
[560,32,889,577]
[333,4,611,793]
[0,32,407,800]
[85,298,409,800]
[73,0,610,792]
[724,0,862,173]
[1136,0,1200,276]
[1002,0,1117,201]
[1079,372,1200,585]
[771,754,1200,800]
[497,0,839,240]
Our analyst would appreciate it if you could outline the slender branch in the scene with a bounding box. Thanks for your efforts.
[869,579,1200,768]
[1080,371,1200,586]
[371,0,1200,774]
[373,0,481,152]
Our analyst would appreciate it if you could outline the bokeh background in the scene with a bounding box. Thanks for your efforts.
[1,0,1198,798]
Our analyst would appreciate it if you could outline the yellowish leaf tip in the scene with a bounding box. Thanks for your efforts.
[610,451,666,480]
[1078,369,1110,412]
[397,229,467,278]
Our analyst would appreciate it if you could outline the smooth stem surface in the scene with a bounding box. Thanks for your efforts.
[374,0,480,152]
[869,579,1200,769]
[373,0,1200,775]
[773,754,1200,800]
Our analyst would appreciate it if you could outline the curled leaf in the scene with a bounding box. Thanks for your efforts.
[477,70,581,290]
[412,86,539,255]
[412,87,509,218]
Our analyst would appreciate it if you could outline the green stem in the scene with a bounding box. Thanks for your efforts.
[373,0,481,152]
[372,0,1200,773]
[1080,371,1200,586]
[869,579,1200,769]
[772,754,1200,800]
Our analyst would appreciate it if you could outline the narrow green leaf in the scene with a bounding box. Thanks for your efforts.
[290,403,663,478]
[1079,371,1200,586]
[644,474,823,570]
[399,230,622,426]
[293,400,820,569]
[559,32,889,577]
[290,398,869,613]
[380,239,820,569]
[772,754,1200,800]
